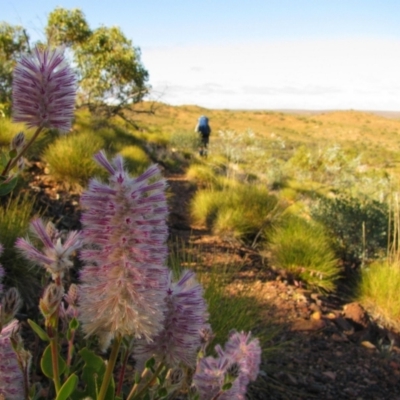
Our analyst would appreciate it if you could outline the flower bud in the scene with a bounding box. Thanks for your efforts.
[1,287,22,322]
[39,283,64,319]
[10,132,25,152]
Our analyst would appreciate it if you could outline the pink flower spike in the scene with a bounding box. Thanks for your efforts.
[0,320,25,400]
[78,154,170,346]
[133,269,209,370]
[193,356,239,400]
[223,330,261,382]
[12,46,76,131]
[15,218,82,280]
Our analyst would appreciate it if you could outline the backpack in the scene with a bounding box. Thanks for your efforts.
[196,115,211,136]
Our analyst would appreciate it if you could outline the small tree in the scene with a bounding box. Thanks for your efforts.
[0,22,30,114]
[46,7,149,120]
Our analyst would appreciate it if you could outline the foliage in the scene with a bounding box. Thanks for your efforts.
[169,129,198,152]
[0,22,30,110]
[357,261,400,333]
[0,194,41,305]
[191,182,283,245]
[119,145,151,175]
[268,215,341,292]
[42,131,106,189]
[46,7,149,118]
[311,195,389,266]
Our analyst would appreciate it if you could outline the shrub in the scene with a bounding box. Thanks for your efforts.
[119,145,151,175]
[170,129,198,151]
[42,131,106,189]
[357,261,400,333]
[0,117,24,147]
[191,183,283,245]
[311,195,389,266]
[0,194,41,305]
[186,163,219,188]
[268,215,341,292]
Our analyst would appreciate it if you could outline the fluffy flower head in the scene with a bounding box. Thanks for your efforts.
[0,320,25,400]
[16,218,82,280]
[12,46,76,131]
[78,151,169,345]
[133,269,209,369]
[222,330,261,382]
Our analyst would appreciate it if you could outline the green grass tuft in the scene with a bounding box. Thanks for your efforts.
[191,183,283,245]
[42,131,106,189]
[269,215,341,292]
[357,261,400,332]
[0,194,42,305]
[119,145,151,175]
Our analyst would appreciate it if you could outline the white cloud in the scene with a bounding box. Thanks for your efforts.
[142,38,400,110]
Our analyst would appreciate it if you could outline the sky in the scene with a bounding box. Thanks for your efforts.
[2,0,400,111]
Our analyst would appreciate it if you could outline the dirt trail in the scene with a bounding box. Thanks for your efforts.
[166,172,400,400]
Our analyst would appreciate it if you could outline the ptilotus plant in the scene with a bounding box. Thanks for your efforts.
[0,46,76,196]
[0,45,262,400]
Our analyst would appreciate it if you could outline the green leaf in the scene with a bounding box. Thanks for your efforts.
[56,373,78,400]
[145,357,155,369]
[0,176,18,196]
[69,317,79,330]
[222,382,233,391]
[41,344,67,379]
[70,347,114,400]
[28,319,50,342]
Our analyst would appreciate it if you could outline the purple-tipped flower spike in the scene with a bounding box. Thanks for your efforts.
[78,152,169,346]
[15,218,82,280]
[193,331,261,400]
[0,320,25,400]
[12,46,76,131]
[193,355,243,400]
[133,269,209,369]
[222,330,261,383]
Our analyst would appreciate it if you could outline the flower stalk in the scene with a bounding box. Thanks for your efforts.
[98,334,122,400]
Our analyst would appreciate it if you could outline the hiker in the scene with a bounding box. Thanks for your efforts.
[195,115,211,156]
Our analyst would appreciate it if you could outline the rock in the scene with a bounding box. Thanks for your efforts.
[311,311,322,320]
[290,318,325,331]
[361,340,376,349]
[343,302,369,329]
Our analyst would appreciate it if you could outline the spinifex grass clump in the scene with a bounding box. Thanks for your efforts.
[191,182,283,245]
[0,194,41,304]
[0,46,262,400]
[119,144,151,175]
[357,261,400,333]
[42,131,106,189]
[269,215,341,292]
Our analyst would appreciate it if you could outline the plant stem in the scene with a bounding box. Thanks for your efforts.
[116,345,131,397]
[1,125,43,177]
[127,362,165,400]
[98,334,122,400]
[49,330,61,394]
